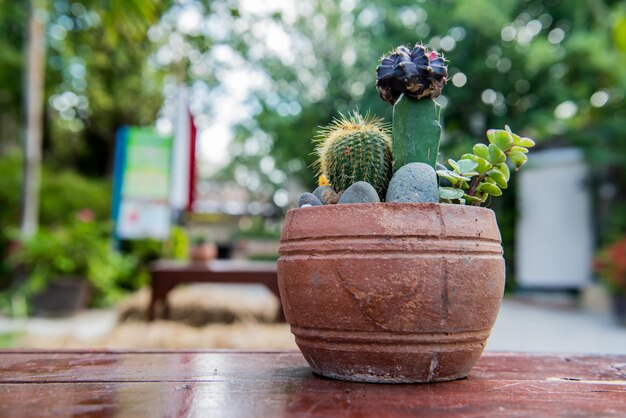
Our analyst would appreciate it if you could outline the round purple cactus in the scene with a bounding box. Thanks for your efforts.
[376,44,448,104]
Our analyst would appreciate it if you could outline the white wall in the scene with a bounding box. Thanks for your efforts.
[516,148,593,289]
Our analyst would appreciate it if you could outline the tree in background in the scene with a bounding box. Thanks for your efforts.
[0,0,166,240]
[154,0,626,244]
[0,0,167,292]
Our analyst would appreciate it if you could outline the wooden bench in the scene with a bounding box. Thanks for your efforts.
[1,351,625,416]
[148,259,285,322]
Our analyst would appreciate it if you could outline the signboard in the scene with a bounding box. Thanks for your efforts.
[112,127,173,240]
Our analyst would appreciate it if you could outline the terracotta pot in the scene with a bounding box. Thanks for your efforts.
[190,242,218,262]
[278,203,505,383]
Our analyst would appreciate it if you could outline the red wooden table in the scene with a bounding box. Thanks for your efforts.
[149,260,284,322]
[1,350,625,417]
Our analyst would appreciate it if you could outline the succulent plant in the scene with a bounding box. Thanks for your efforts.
[437,126,536,205]
[376,44,448,171]
[314,112,392,198]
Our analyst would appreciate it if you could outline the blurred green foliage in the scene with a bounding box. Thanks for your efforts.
[0,153,111,226]
[0,0,167,174]
[163,226,190,260]
[0,152,188,313]
[0,0,171,312]
[39,169,111,225]
[1,217,192,314]
[4,218,138,312]
[0,154,110,289]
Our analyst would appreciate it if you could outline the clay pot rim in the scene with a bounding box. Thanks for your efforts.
[287,202,494,216]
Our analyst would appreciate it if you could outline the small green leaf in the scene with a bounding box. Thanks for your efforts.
[487,169,508,188]
[516,137,536,148]
[461,154,491,173]
[509,146,528,154]
[439,187,465,200]
[436,170,459,186]
[452,173,472,182]
[472,143,490,160]
[477,182,503,196]
[456,159,479,175]
[505,125,536,148]
[488,144,507,165]
[448,159,460,173]
[463,194,483,204]
[497,163,510,181]
[509,152,528,169]
[438,169,472,183]
[488,129,514,151]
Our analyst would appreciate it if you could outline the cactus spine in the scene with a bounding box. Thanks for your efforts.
[392,96,442,170]
[314,112,392,197]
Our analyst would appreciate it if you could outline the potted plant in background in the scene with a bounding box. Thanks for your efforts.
[278,44,535,383]
[6,210,137,316]
[189,234,218,263]
[594,237,626,326]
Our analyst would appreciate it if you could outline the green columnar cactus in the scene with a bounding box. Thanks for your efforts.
[392,97,441,170]
[376,44,447,171]
[314,112,392,197]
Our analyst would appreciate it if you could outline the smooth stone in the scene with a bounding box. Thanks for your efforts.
[386,162,439,203]
[312,186,339,205]
[298,193,322,207]
[436,162,452,187]
[337,181,380,204]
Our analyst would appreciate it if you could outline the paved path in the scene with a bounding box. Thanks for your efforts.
[487,300,626,354]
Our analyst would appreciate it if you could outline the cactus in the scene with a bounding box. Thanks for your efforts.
[314,111,392,198]
[376,44,447,104]
[376,44,447,171]
[392,96,442,171]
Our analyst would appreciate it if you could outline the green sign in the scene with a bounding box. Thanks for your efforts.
[123,127,172,201]
[114,127,173,240]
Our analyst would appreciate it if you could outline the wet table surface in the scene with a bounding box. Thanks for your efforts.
[0,350,625,417]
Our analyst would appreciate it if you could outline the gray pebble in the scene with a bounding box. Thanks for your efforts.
[312,186,339,205]
[337,181,380,204]
[386,162,439,203]
[298,193,322,207]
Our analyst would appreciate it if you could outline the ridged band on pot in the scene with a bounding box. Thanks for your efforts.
[278,203,505,383]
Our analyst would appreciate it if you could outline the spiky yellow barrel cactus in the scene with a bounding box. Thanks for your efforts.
[314,112,392,197]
